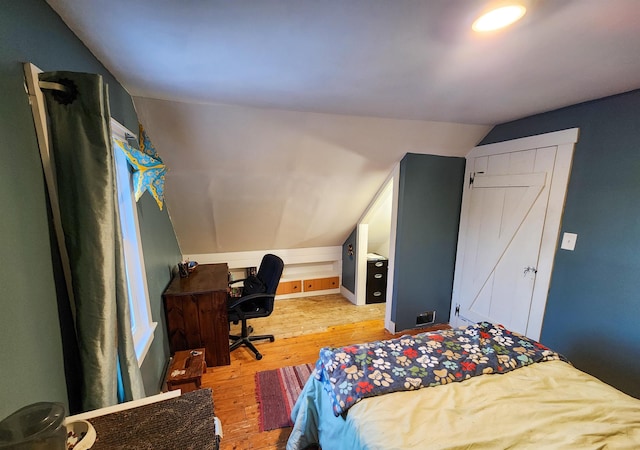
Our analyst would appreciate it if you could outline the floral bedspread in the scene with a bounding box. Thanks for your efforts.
[315,322,566,416]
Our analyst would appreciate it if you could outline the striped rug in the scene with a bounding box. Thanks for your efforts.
[255,362,315,431]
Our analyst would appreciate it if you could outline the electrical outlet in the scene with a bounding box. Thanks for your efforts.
[561,232,577,251]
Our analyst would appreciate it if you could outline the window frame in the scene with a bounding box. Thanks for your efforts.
[111,119,157,366]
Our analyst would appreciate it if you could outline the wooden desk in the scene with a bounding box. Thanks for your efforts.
[163,263,230,367]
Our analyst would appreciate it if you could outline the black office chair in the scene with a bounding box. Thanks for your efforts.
[228,254,284,360]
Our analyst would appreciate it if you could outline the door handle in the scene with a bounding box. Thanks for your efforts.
[523,266,538,276]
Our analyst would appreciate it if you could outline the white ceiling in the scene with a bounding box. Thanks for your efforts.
[46,0,640,254]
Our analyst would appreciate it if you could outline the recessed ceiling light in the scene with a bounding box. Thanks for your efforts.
[472,4,527,32]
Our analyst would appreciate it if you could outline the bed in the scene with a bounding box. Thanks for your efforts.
[286,322,640,450]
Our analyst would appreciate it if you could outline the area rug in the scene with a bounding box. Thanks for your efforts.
[255,362,315,431]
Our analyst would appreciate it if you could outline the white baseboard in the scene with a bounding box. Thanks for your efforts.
[341,286,356,304]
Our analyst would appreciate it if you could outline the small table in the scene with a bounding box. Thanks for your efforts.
[167,348,207,393]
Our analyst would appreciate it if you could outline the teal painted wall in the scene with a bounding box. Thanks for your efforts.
[341,228,357,293]
[135,193,182,392]
[480,90,640,398]
[391,154,465,330]
[341,154,464,328]
[0,0,181,417]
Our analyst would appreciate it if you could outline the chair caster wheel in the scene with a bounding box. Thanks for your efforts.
[256,353,263,360]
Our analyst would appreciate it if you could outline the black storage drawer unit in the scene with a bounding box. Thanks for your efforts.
[366,259,388,304]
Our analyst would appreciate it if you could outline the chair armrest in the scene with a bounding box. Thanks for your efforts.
[228,278,247,287]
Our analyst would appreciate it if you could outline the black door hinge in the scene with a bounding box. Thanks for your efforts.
[470,171,484,187]
[455,305,460,316]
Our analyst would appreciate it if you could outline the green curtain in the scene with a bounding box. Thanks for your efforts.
[39,71,145,411]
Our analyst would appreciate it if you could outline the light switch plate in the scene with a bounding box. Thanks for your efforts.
[561,232,577,251]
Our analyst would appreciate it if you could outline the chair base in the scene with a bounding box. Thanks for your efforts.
[229,325,275,360]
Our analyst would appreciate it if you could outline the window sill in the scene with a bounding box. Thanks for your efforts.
[135,322,157,367]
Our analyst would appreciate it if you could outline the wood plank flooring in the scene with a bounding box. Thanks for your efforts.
[228,294,386,339]
[202,294,448,450]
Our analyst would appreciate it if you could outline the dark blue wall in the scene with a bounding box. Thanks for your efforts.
[480,90,640,398]
[342,154,464,328]
[0,0,182,416]
[342,228,357,293]
[391,154,465,330]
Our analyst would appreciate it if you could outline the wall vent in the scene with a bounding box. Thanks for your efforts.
[416,310,436,326]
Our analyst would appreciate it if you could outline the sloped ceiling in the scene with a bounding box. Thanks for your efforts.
[45,0,640,254]
[133,98,488,253]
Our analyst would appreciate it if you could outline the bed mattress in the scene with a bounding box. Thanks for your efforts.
[288,349,640,449]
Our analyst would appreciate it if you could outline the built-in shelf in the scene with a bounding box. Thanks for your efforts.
[185,246,342,299]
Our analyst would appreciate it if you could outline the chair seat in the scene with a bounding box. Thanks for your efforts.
[227,305,270,321]
[227,254,283,360]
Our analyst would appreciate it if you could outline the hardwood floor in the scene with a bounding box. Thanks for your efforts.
[228,293,386,339]
[203,294,448,450]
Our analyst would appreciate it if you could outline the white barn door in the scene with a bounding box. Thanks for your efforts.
[450,129,578,340]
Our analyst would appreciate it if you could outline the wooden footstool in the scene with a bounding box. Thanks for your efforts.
[166,348,207,393]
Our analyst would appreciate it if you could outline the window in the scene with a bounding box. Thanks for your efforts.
[111,119,157,365]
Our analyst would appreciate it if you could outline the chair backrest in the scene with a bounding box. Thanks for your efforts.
[256,254,284,295]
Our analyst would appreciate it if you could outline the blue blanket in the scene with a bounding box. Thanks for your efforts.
[315,322,566,416]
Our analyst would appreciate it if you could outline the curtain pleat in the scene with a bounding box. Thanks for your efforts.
[39,71,145,411]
